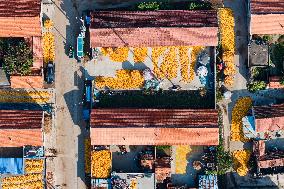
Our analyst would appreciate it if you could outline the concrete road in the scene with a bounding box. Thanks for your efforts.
[221,0,250,151]
[52,0,86,188]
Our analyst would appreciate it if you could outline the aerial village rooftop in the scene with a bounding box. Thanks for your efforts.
[0,0,284,189]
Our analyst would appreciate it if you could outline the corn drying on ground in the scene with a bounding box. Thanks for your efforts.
[231,97,252,142]
[233,150,251,176]
[0,90,51,103]
[175,145,192,174]
[91,150,111,178]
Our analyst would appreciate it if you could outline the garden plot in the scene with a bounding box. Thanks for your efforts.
[87,46,214,90]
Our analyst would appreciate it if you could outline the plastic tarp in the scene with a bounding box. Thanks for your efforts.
[0,158,23,175]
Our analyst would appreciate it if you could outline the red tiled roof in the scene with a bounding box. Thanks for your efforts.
[91,109,218,128]
[91,10,218,28]
[0,17,41,37]
[90,127,219,145]
[253,103,284,132]
[0,129,42,147]
[90,10,218,47]
[251,0,284,14]
[251,14,284,34]
[0,0,41,17]
[0,110,43,129]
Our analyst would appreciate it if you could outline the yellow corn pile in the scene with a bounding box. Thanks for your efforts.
[233,150,251,176]
[129,179,138,189]
[0,90,50,103]
[95,69,144,89]
[179,46,190,82]
[1,173,43,189]
[91,150,111,178]
[133,47,148,63]
[175,145,191,174]
[101,47,129,62]
[218,8,236,87]
[231,97,252,142]
[44,19,53,30]
[152,47,167,78]
[25,159,44,174]
[43,32,55,63]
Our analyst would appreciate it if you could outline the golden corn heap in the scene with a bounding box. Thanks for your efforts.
[231,97,252,142]
[43,32,55,63]
[25,159,44,174]
[1,173,44,189]
[233,150,251,176]
[95,69,144,89]
[175,145,192,174]
[91,150,111,178]
[0,90,51,103]
[218,8,236,87]
[99,46,204,87]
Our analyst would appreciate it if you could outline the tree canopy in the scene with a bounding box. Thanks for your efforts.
[1,38,33,76]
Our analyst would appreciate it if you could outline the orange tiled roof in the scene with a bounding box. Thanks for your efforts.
[0,17,41,37]
[10,75,43,89]
[90,127,219,145]
[91,109,218,128]
[0,110,43,129]
[90,27,218,47]
[0,129,42,147]
[269,76,284,89]
[251,14,284,34]
[90,10,218,47]
[33,36,43,68]
[0,0,41,17]
[251,0,284,14]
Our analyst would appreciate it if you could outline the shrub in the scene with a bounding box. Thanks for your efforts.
[156,146,171,150]
[262,35,273,43]
[247,81,266,92]
[280,76,284,85]
[278,35,284,44]
[137,2,160,10]
[207,145,232,175]
[188,2,211,10]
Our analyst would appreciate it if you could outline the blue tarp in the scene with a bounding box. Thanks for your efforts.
[0,158,23,175]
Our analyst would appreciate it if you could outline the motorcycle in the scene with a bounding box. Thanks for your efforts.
[68,46,74,58]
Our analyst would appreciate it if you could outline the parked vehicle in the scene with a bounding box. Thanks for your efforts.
[83,80,92,122]
[68,46,74,58]
[77,34,84,60]
[46,62,54,84]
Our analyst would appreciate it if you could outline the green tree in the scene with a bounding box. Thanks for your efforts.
[216,145,233,175]
[156,146,171,150]
[3,39,33,76]
[137,2,160,10]
[247,81,266,92]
